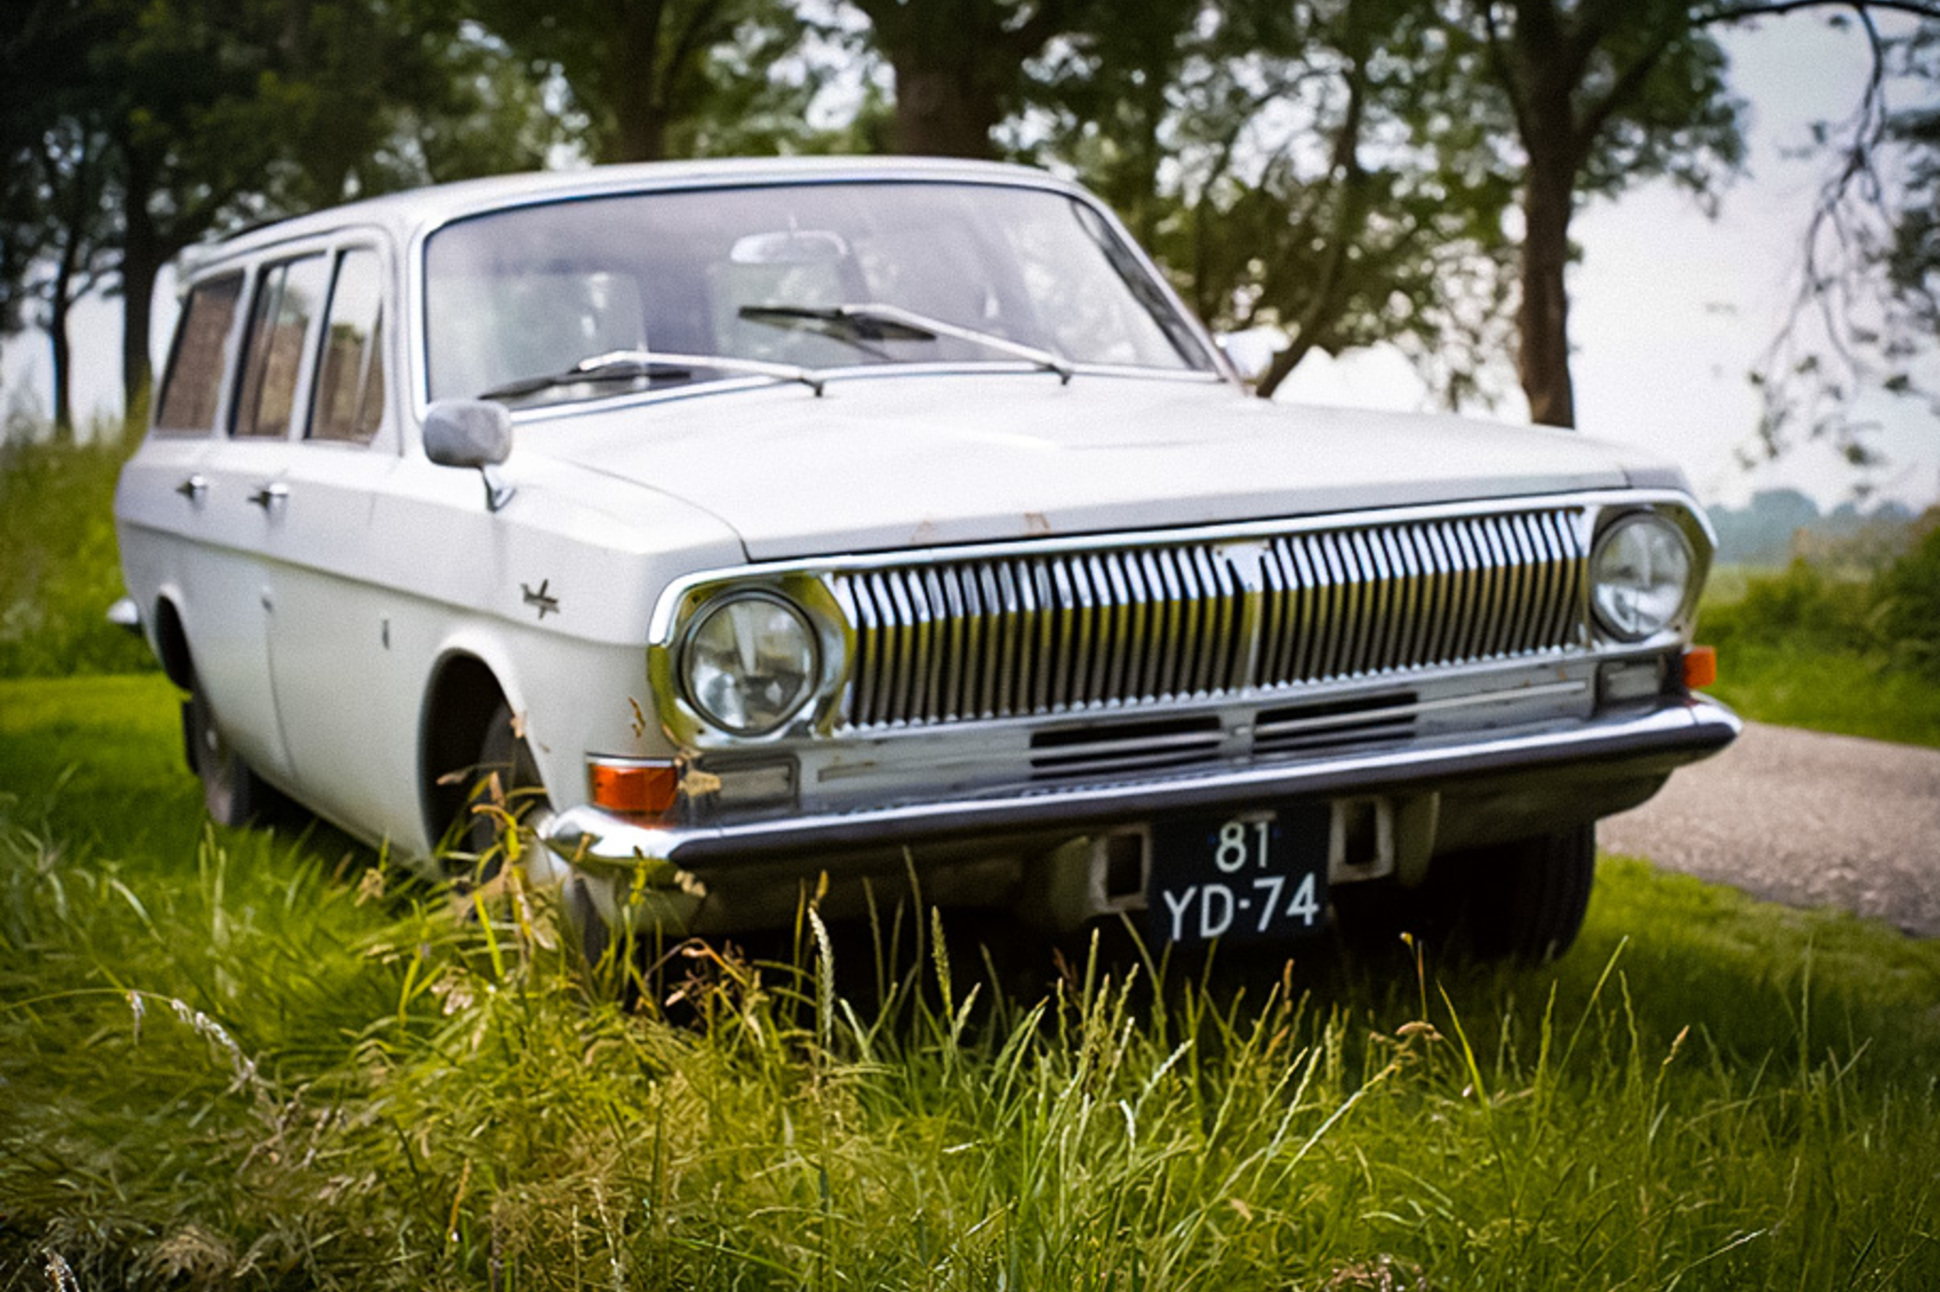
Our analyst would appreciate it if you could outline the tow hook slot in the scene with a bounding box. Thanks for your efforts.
[1327,794,1439,886]
[1330,798,1392,880]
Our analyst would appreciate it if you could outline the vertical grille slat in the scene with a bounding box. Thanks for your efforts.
[833,509,1589,728]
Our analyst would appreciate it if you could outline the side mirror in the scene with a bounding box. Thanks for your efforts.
[423,399,515,511]
[423,399,512,468]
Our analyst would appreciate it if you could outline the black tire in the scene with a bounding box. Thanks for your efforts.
[1340,823,1596,967]
[459,702,614,972]
[464,700,550,871]
[1444,823,1597,965]
[184,683,272,827]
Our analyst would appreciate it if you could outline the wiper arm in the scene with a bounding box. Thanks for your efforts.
[480,349,825,402]
[740,303,1074,384]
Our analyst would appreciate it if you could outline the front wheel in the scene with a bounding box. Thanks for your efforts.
[1441,824,1597,965]
[459,702,614,972]
[1341,823,1596,967]
[463,700,551,874]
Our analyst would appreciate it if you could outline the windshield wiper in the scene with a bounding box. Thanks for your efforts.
[739,303,1074,384]
[480,349,826,402]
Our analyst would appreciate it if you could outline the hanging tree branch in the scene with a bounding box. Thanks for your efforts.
[1736,3,1940,482]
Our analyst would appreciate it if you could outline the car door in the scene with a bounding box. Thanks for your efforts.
[256,240,428,835]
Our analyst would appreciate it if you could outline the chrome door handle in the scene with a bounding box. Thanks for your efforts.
[248,482,289,510]
[175,474,208,500]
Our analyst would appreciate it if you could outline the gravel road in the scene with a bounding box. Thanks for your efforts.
[1600,721,1940,938]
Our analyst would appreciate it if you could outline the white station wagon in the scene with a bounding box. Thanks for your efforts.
[114,157,1738,962]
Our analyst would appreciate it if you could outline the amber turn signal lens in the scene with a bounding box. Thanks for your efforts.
[590,759,678,815]
[1682,645,1718,690]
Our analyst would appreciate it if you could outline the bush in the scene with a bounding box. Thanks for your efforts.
[1702,509,1938,662]
[0,432,157,678]
[1877,519,1940,678]
[1699,559,1876,655]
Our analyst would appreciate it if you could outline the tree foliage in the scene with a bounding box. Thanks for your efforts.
[472,0,819,164]
[1882,24,1940,326]
[1174,1,1522,403]
[4,0,1936,456]
[1,0,560,414]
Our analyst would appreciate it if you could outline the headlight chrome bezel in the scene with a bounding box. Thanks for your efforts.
[1589,510,1697,643]
[679,590,822,737]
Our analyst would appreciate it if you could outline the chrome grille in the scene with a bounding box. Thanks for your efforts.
[828,509,1586,729]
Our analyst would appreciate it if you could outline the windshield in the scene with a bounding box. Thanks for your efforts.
[423,181,1213,407]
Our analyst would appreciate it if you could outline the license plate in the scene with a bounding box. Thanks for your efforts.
[1148,804,1330,945]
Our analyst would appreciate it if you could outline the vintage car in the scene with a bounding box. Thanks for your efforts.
[113,156,1738,963]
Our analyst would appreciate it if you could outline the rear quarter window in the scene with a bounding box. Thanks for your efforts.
[154,273,243,432]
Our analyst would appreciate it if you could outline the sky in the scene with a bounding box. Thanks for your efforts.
[4,13,1936,513]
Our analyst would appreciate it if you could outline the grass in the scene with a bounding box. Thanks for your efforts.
[0,434,157,679]
[1703,642,1940,748]
[3,673,1939,1290]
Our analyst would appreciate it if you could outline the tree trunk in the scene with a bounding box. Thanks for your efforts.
[1517,159,1576,428]
[613,96,668,162]
[610,0,668,162]
[48,294,73,440]
[120,179,160,420]
[891,62,1000,158]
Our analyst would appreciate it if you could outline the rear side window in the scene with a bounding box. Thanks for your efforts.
[310,249,387,443]
[234,256,329,438]
[154,274,243,431]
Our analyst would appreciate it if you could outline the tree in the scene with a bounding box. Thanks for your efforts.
[847,0,1095,157]
[473,0,815,163]
[0,0,561,415]
[0,0,116,430]
[1468,0,1747,427]
[1031,0,1521,404]
[20,119,117,436]
[1468,1,1940,431]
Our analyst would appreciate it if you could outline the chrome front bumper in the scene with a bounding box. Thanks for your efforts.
[542,695,1740,877]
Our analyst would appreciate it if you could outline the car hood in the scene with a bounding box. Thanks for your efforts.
[521,372,1664,561]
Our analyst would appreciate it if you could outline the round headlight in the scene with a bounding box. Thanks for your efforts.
[682,593,819,735]
[1590,513,1693,640]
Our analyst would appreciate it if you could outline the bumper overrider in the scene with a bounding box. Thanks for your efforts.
[540,693,1740,924]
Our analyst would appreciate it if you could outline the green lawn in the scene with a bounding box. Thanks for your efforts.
[3,674,1938,1290]
[1706,640,1940,748]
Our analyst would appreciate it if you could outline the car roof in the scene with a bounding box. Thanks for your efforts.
[179,156,1087,280]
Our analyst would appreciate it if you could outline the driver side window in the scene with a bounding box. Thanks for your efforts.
[310,248,388,444]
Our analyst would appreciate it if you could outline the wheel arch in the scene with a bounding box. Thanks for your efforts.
[151,594,194,691]
[418,650,514,851]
